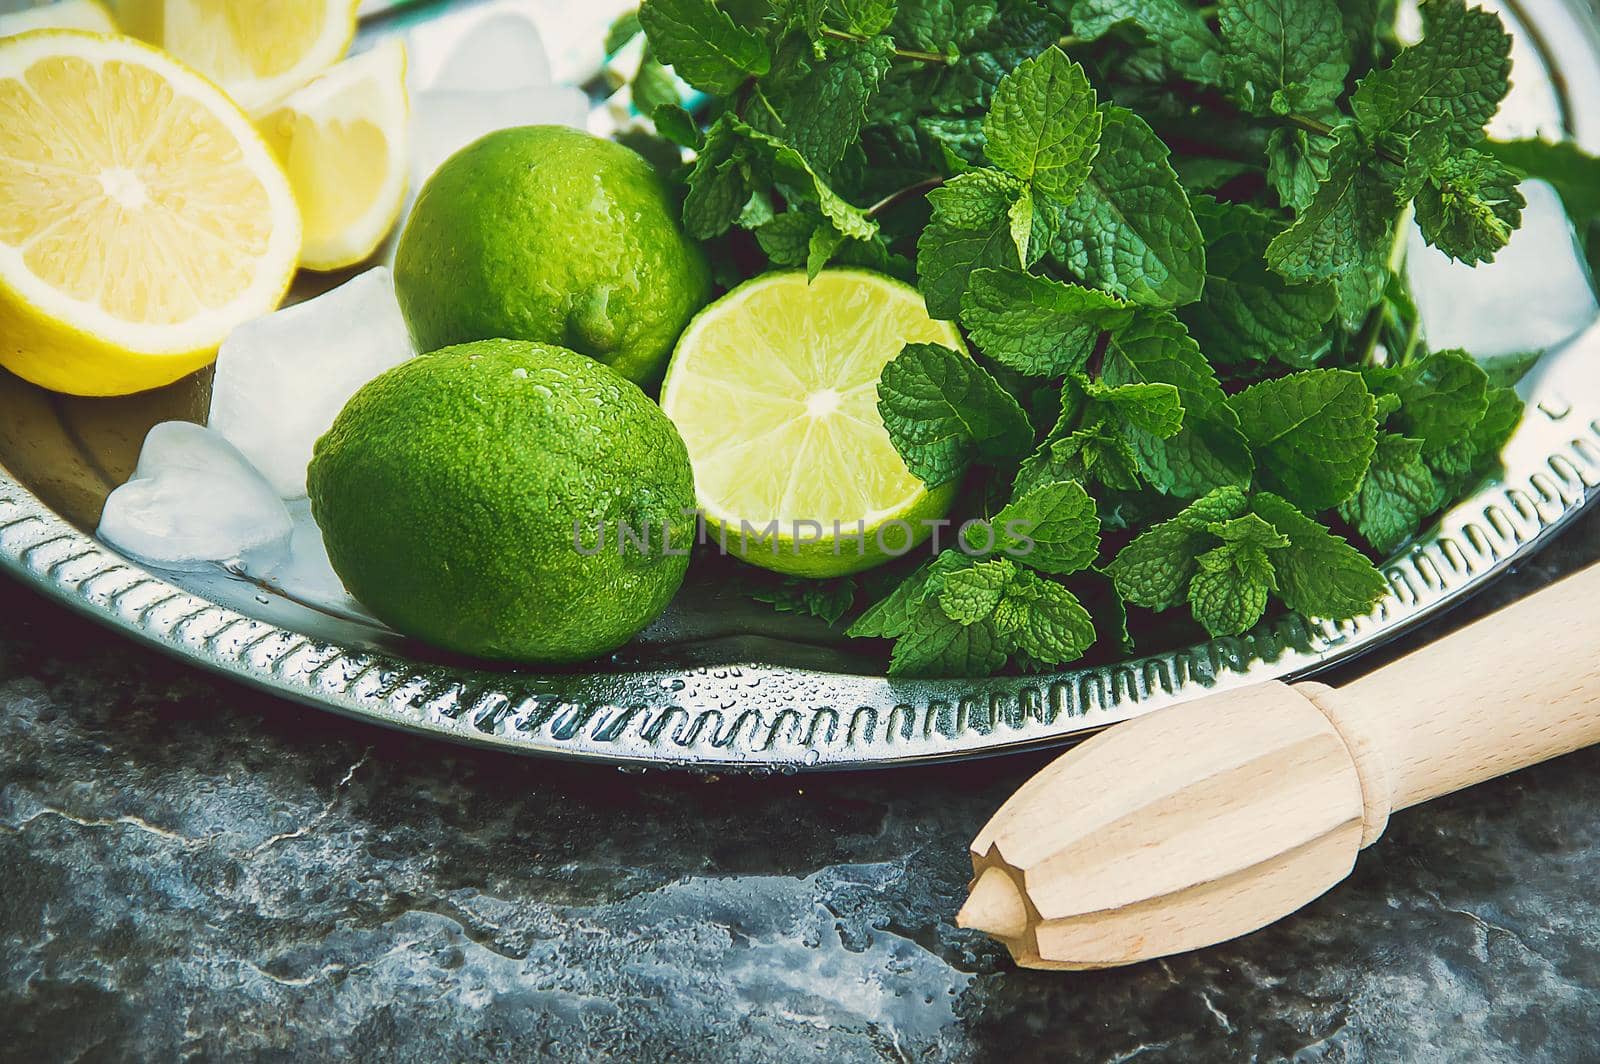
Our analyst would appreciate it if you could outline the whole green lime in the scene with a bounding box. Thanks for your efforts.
[394,126,711,389]
[308,339,697,664]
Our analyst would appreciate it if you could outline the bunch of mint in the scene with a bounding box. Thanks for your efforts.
[617,0,1588,677]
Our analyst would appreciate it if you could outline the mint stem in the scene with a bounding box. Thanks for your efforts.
[866,176,945,217]
[820,27,949,64]
[1285,112,1405,167]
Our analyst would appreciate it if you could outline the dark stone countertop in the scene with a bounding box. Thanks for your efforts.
[2,510,1598,1063]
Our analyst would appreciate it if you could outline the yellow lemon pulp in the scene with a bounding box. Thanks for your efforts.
[111,0,358,114]
[0,31,301,396]
[259,38,409,271]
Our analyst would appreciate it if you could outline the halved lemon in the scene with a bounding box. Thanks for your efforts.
[0,0,116,36]
[0,31,302,397]
[659,269,966,578]
[111,0,358,114]
[258,39,409,271]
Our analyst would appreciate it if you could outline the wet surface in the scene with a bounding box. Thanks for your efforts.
[1,507,1598,1062]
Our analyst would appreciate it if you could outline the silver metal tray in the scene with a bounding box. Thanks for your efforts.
[2,0,1598,771]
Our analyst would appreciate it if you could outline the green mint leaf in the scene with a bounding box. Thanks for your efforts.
[880,555,1095,675]
[1250,491,1388,618]
[938,557,1015,624]
[917,168,1027,319]
[880,551,1007,676]
[1266,125,1333,211]
[938,559,1097,666]
[1008,188,1037,266]
[1173,155,1261,195]
[1337,433,1439,554]
[1218,0,1349,116]
[1426,384,1524,490]
[1101,311,1225,417]
[1012,433,1134,496]
[891,0,991,54]
[1004,569,1097,664]
[732,119,878,240]
[1051,106,1206,307]
[754,210,817,265]
[682,115,751,238]
[749,576,858,625]
[1070,0,1225,87]
[634,55,683,114]
[827,0,897,36]
[807,221,849,278]
[639,0,772,96]
[983,46,1102,200]
[1135,416,1255,499]
[1487,138,1600,232]
[1101,312,1254,496]
[1380,348,1490,453]
[1206,511,1291,551]
[1350,0,1511,149]
[652,102,703,149]
[1181,197,1337,365]
[991,479,1102,575]
[930,2,1066,114]
[848,550,970,638]
[1107,486,1249,609]
[1228,368,1378,511]
[606,9,643,54]
[1265,123,1398,327]
[890,596,1010,675]
[1477,348,1543,390]
[759,34,895,173]
[1413,149,1526,265]
[1077,377,1184,437]
[1074,426,1147,490]
[1188,535,1278,636]
[877,342,1034,486]
[959,268,1133,376]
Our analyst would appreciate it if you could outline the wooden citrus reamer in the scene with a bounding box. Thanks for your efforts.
[958,560,1600,970]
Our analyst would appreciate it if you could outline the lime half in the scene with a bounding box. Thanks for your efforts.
[660,269,965,577]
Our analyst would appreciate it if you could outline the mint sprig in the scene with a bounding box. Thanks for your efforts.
[630,0,1549,676]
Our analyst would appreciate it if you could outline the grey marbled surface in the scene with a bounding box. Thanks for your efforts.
[1,509,1597,1062]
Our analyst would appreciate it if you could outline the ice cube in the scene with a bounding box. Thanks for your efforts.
[406,1,554,94]
[240,498,376,622]
[410,84,590,184]
[1407,180,1599,358]
[431,11,553,93]
[99,422,293,570]
[209,267,415,499]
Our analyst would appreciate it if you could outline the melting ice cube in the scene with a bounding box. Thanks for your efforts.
[98,422,292,570]
[409,84,590,184]
[1407,180,1599,358]
[209,267,415,499]
[240,498,375,622]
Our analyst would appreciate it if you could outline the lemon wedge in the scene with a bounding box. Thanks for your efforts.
[111,0,358,114]
[0,0,116,36]
[0,31,301,397]
[259,39,409,271]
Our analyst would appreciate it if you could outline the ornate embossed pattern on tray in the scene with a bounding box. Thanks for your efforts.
[1,0,1598,770]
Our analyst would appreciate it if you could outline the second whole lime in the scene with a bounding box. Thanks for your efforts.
[308,339,697,664]
[394,126,711,389]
